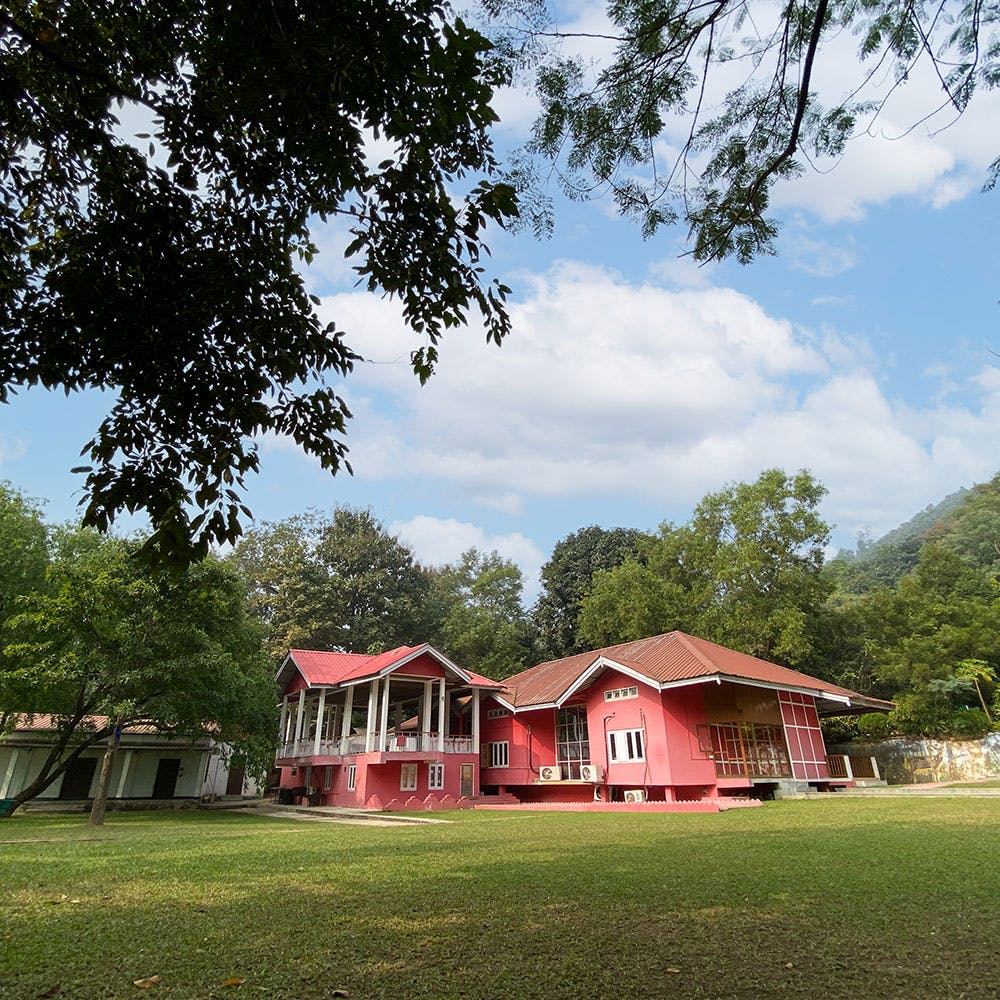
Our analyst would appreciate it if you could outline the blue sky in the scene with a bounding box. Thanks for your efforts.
[2,4,1000,602]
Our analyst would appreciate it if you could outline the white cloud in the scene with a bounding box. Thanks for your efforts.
[788,235,859,278]
[391,515,547,600]
[310,261,1000,557]
[0,433,28,466]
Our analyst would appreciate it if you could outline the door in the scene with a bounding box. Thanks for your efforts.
[59,757,97,799]
[460,762,474,798]
[225,764,245,796]
[152,758,182,798]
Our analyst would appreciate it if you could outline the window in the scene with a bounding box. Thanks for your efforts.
[428,763,444,790]
[603,685,639,702]
[400,763,418,791]
[608,728,645,762]
[323,766,333,791]
[486,707,510,720]
[347,765,356,791]
[488,742,509,768]
[556,705,590,780]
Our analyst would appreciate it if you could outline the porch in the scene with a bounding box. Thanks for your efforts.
[276,672,481,766]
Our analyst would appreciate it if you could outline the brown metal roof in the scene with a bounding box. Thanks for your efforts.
[500,631,892,713]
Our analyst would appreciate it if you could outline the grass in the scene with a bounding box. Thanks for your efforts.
[2,800,998,1000]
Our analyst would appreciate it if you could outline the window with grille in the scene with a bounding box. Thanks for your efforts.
[347,765,356,791]
[608,728,645,762]
[488,742,509,768]
[428,763,444,790]
[557,705,590,780]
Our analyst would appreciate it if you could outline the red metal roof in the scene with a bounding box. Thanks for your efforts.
[500,631,890,711]
[283,645,503,689]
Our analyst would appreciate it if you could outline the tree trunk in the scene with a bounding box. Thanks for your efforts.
[88,737,118,827]
[973,678,992,722]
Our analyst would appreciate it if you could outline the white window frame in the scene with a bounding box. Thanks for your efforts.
[604,685,639,702]
[608,728,645,763]
[488,741,509,768]
[428,763,445,790]
[487,707,510,719]
[400,763,418,792]
[347,765,356,791]
[323,766,333,791]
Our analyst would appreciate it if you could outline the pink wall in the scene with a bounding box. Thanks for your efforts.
[279,755,478,807]
[481,704,554,786]
[393,653,447,678]
[658,686,718,789]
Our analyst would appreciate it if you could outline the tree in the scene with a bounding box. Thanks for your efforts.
[1,530,276,818]
[579,469,831,664]
[230,509,430,661]
[429,548,536,678]
[1,3,518,566]
[0,482,49,644]
[532,525,651,659]
[852,542,1000,696]
[485,0,998,260]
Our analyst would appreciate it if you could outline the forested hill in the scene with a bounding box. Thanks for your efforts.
[825,474,998,594]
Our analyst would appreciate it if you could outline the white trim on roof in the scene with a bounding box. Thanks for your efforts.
[487,693,518,713]
[657,672,849,704]
[555,656,659,707]
[508,660,852,713]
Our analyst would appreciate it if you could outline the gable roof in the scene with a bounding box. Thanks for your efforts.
[276,644,503,691]
[499,631,892,715]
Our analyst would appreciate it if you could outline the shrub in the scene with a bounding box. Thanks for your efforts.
[856,713,894,740]
[947,708,991,739]
[820,716,859,744]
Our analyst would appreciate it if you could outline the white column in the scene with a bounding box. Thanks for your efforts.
[293,689,306,749]
[313,688,327,756]
[437,677,447,752]
[422,680,434,751]
[115,749,134,798]
[0,748,20,798]
[278,696,289,749]
[340,686,355,744]
[365,679,380,752]
[378,674,392,752]
[471,688,481,755]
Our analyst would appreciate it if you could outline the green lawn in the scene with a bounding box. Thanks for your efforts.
[2,801,997,999]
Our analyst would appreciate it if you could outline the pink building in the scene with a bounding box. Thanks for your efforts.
[274,645,503,808]
[275,632,890,808]
[480,631,890,803]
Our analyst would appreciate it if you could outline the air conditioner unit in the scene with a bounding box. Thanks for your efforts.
[538,765,563,782]
[624,789,646,803]
[580,764,604,782]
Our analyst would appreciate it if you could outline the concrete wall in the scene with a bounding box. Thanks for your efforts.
[830,732,1000,784]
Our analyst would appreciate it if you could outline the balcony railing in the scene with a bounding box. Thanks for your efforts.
[375,732,474,754]
[826,753,880,781]
[277,731,473,759]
